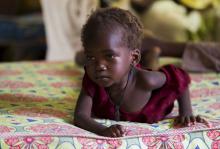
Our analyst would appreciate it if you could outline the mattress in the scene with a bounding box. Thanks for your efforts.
[0,61,219,149]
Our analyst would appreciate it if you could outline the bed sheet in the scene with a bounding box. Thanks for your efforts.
[0,61,220,149]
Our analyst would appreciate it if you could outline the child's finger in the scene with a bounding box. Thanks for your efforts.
[116,128,123,137]
[196,115,202,122]
[109,126,118,137]
[116,125,124,135]
[115,129,122,137]
[201,118,211,127]
[111,128,118,137]
[196,115,211,127]
[190,116,196,125]
[111,125,122,137]
[185,117,190,126]
[111,132,117,137]
[179,117,185,125]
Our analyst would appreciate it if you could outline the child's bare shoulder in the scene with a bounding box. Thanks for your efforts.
[136,68,166,90]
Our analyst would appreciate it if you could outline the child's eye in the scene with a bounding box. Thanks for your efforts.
[86,56,95,61]
[106,54,116,59]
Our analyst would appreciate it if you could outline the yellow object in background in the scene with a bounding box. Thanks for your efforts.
[180,0,212,9]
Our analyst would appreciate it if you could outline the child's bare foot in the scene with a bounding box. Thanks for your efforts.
[141,46,161,70]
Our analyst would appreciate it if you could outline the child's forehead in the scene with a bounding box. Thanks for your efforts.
[96,25,124,36]
[83,22,130,51]
[85,34,129,53]
[85,47,130,57]
[93,26,123,39]
[97,30,123,41]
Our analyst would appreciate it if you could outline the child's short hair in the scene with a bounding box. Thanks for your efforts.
[81,7,143,50]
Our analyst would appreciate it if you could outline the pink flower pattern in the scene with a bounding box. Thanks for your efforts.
[142,135,185,149]
[26,123,85,135]
[0,126,16,133]
[207,130,220,149]
[77,138,122,149]
[123,126,153,136]
[4,137,53,149]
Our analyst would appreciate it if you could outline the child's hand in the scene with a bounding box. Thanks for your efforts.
[100,124,124,137]
[173,115,210,128]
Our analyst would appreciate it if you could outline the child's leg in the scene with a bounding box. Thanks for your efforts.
[140,36,187,70]
[182,42,220,72]
[141,36,186,57]
[158,41,186,57]
[141,35,220,72]
[140,46,161,70]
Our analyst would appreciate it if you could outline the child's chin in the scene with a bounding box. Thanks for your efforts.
[96,81,113,88]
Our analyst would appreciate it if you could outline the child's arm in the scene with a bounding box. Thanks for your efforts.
[74,89,124,137]
[174,87,209,127]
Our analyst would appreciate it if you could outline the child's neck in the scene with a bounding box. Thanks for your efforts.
[106,68,133,95]
[106,67,134,121]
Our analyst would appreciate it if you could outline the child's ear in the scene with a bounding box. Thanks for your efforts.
[131,49,141,66]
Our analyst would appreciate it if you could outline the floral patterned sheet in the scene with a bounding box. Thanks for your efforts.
[0,61,220,149]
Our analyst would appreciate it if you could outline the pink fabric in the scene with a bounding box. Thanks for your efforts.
[82,65,190,123]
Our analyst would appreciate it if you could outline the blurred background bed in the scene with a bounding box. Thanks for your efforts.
[0,60,220,148]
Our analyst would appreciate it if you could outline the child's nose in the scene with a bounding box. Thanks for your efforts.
[100,64,107,70]
[95,60,107,71]
[96,64,107,71]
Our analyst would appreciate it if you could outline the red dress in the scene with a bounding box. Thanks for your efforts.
[82,65,191,123]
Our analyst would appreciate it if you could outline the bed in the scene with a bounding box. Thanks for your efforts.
[0,60,220,148]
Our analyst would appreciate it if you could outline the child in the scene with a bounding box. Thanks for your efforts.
[74,7,208,138]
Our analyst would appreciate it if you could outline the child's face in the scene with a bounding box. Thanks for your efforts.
[84,30,133,87]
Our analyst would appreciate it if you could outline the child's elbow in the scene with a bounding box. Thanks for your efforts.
[73,112,86,127]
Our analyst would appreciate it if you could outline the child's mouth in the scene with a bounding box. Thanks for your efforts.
[95,76,111,85]
[96,76,110,80]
